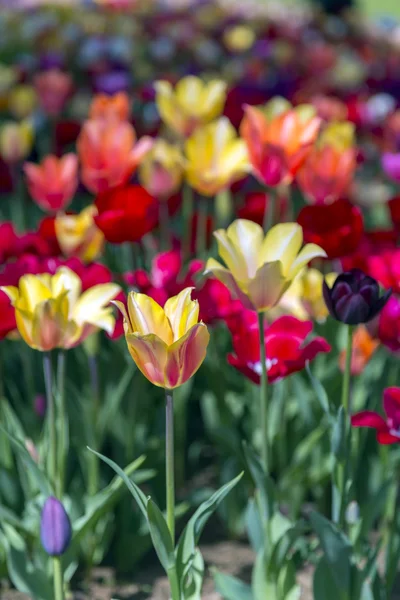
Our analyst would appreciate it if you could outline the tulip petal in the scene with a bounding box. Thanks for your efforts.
[165,323,210,389]
[176,76,204,116]
[214,229,249,285]
[0,285,19,305]
[260,223,303,277]
[127,292,173,345]
[164,287,199,341]
[51,267,82,308]
[225,219,264,279]
[200,80,227,119]
[18,274,52,311]
[288,243,327,279]
[204,258,254,308]
[125,332,168,387]
[112,300,132,332]
[73,283,121,327]
[350,411,387,430]
[31,299,67,351]
[248,261,289,312]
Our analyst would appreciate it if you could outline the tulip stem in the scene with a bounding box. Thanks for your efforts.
[196,197,208,257]
[338,325,354,528]
[257,311,269,473]
[165,389,175,543]
[159,200,171,252]
[53,557,64,600]
[57,351,66,498]
[182,184,194,264]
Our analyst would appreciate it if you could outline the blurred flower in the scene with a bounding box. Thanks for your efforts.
[126,249,241,324]
[55,206,104,263]
[205,219,326,312]
[93,71,131,96]
[1,267,120,351]
[311,95,348,122]
[351,387,400,444]
[382,152,400,183]
[223,25,256,52]
[0,64,17,97]
[114,287,210,389]
[323,269,391,325]
[378,295,400,353]
[319,121,355,151]
[297,200,363,259]
[155,75,227,137]
[342,230,398,272]
[9,85,37,119]
[240,105,321,187]
[339,325,379,376]
[228,312,330,384]
[139,139,184,199]
[0,120,33,164]
[389,195,400,231]
[40,497,72,556]
[185,117,249,196]
[34,394,46,418]
[34,69,73,117]
[237,191,289,226]
[24,154,78,213]
[89,91,130,121]
[94,184,158,244]
[77,119,152,194]
[297,144,356,204]
[367,250,400,295]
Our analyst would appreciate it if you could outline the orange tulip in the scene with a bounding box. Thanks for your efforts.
[77,119,153,194]
[296,144,356,205]
[89,92,130,122]
[240,105,321,187]
[339,326,379,376]
[24,153,78,213]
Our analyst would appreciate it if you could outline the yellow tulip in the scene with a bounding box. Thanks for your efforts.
[205,220,327,313]
[319,121,355,152]
[55,206,104,264]
[9,85,37,119]
[0,120,33,163]
[259,97,317,123]
[113,288,210,389]
[139,139,184,199]
[223,25,256,52]
[1,267,120,352]
[155,75,227,137]
[185,117,249,196]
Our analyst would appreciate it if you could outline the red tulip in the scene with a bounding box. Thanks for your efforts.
[297,199,363,260]
[377,294,400,353]
[367,250,400,295]
[351,387,400,444]
[389,195,400,231]
[24,154,78,213]
[237,191,289,226]
[341,230,397,272]
[94,184,158,244]
[227,312,330,384]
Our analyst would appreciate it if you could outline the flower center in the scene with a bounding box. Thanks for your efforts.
[249,358,278,375]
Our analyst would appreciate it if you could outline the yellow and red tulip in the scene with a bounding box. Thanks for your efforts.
[55,205,104,263]
[139,138,184,199]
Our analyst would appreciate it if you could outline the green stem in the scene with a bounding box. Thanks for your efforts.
[385,475,400,598]
[182,184,194,264]
[88,354,100,497]
[257,312,269,473]
[338,325,353,529]
[263,188,276,233]
[165,389,175,543]
[159,201,171,252]
[57,352,66,498]
[53,557,64,600]
[196,197,208,257]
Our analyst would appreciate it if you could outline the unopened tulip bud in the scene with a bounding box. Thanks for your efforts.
[40,497,72,556]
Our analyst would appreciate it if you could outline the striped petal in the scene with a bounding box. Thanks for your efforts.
[165,323,210,389]
[127,292,173,345]
[125,332,168,388]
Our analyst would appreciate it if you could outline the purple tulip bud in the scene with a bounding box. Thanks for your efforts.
[40,497,72,557]
[323,269,391,326]
[382,152,400,183]
[34,394,46,418]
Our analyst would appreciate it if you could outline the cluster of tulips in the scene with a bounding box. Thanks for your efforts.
[1,1,400,600]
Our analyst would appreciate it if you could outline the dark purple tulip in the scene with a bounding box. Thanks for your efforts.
[323,269,392,325]
[93,71,131,95]
[40,497,72,556]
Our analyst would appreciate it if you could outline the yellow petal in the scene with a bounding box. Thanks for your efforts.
[73,283,121,327]
[164,287,199,341]
[287,243,327,279]
[127,292,173,345]
[15,306,35,348]
[165,323,210,389]
[200,80,227,119]
[112,299,132,332]
[31,299,66,351]
[176,76,204,116]
[125,332,168,387]
[225,219,264,279]
[18,274,52,311]
[0,285,19,304]
[51,267,82,307]
[247,261,289,312]
[204,258,254,308]
[259,223,303,277]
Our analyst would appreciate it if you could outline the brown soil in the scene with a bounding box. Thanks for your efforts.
[0,541,314,599]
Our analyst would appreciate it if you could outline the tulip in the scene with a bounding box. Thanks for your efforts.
[223,25,256,52]
[34,69,72,117]
[77,119,153,194]
[240,105,321,187]
[351,387,400,444]
[1,266,120,351]
[389,195,400,231]
[205,219,327,313]
[139,139,184,199]
[24,154,79,213]
[319,121,355,151]
[155,75,227,137]
[0,120,33,164]
[9,84,37,119]
[55,206,104,262]
[237,191,289,227]
[184,117,249,196]
[89,91,130,121]
[113,287,210,389]
[297,144,356,205]
[377,295,400,354]
[382,152,400,183]
[227,312,330,384]
[297,199,364,260]
[339,325,379,376]
[40,497,72,556]
[367,250,400,295]
[323,269,392,326]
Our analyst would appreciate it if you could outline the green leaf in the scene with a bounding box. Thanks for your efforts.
[306,362,331,415]
[310,511,352,594]
[313,557,345,600]
[252,549,273,600]
[0,423,52,497]
[182,548,204,600]
[87,448,148,518]
[245,498,264,553]
[331,407,346,460]
[176,472,243,584]
[242,443,275,523]
[98,363,135,442]
[213,569,253,600]
[147,499,175,572]
[269,522,306,574]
